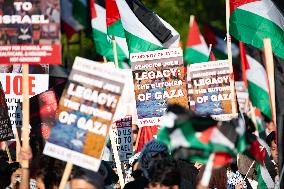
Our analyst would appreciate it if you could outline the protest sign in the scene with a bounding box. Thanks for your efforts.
[131,48,188,127]
[235,81,249,113]
[0,65,49,131]
[0,85,14,141]
[110,116,133,162]
[0,0,61,64]
[187,60,237,120]
[113,69,137,121]
[44,57,126,171]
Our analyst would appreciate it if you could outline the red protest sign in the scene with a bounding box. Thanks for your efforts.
[0,0,61,64]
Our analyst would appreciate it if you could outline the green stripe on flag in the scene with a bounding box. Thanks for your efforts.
[184,48,209,64]
[247,80,272,120]
[92,29,128,62]
[230,9,284,59]
[124,31,163,53]
[107,19,125,38]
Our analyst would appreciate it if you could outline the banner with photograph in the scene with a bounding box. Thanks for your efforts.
[44,57,127,171]
[187,60,237,120]
[0,65,49,131]
[0,0,61,64]
[0,85,14,141]
[131,48,188,127]
[110,116,133,162]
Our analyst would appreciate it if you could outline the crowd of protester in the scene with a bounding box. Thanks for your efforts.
[0,122,279,189]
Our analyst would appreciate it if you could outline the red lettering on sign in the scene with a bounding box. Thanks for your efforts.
[4,75,36,95]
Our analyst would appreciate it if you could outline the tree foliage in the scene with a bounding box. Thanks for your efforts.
[143,0,226,46]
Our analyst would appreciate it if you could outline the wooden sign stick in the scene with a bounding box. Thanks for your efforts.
[59,162,73,189]
[21,64,30,168]
[225,0,237,115]
[112,36,119,69]
[5,141,12,163]
[263,38,277,128]
[15,128,21,162]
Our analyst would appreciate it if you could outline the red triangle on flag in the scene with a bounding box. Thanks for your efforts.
[198,126,216,144]
[230,0,261,13]
[90,0,97,19]
[186,17,202,47]
[213,152,233,168]
[106,0,121,26]
[239,41,250,88]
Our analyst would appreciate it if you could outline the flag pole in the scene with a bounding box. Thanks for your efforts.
[112,36,119,68]
[103,56,108,63]
[21,64,30,168]
[59,162,73,189]
[263,38,276,128]
[226,0,237,115]
[200,153,215,187]
[189,15,195,27]
[19,64,30,189]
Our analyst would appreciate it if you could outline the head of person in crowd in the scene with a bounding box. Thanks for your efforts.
[266,131,278,164]
[148,159,180,189]
[30,155,64,189]
[70,166,105,189]
[99,161,119,186]
[138,140,169,178]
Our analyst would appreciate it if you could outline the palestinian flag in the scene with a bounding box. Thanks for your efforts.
[115,0,180,53]
[72,0,89,29]
[157,105,246,164]
[255,138,276,189]
[105,0,129,67]
[90,0,129,64]
[61,0,84,38]
[239,42,272,120]
[230,0,284,60]
[204,24,240,60]
[106,0,124,38]
[184,16,209,64]
[256,162,275,189]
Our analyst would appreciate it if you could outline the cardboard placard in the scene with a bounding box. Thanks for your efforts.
[0,0,61,64]
[187,60,237,120]
[0,65,49,131]
[111,116,133,162]
[131,48,188,127]
[44,57,126,171]
[0,85,14,141]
